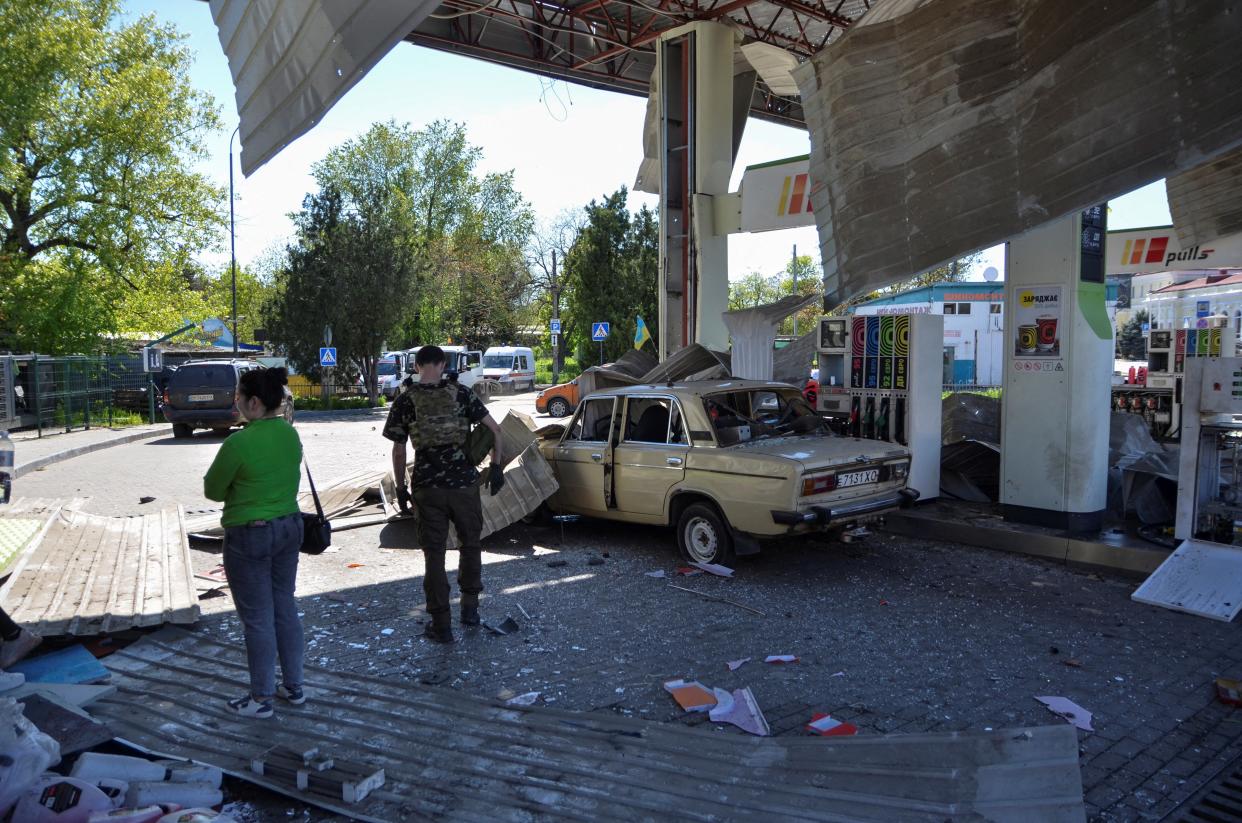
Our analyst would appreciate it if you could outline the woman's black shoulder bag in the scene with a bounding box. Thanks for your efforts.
[301,460,332,555]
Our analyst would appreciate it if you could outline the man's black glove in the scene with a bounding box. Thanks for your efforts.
[488,464,505,496]
[396,484,413,514]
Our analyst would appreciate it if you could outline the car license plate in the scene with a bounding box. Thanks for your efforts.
[838,469,879,488]
[187,394,214,402]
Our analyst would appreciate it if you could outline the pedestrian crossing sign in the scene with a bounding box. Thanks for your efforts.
[592,322,610,341]
[319,347,337,367]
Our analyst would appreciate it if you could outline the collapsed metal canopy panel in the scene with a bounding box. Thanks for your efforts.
[211,0,440,175]
[92,628,1087,822]
[1167,146,1242,250]
[796,0,1242,305]
[0,508,199,636]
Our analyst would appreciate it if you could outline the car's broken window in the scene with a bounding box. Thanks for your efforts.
[624,398,674,444]
[567,398,614,442]
[705,389,824,444]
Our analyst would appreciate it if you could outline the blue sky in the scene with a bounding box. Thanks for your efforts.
[124,1,1172,283]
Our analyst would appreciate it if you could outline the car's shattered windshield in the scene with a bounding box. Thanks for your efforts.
[704,389,827,445]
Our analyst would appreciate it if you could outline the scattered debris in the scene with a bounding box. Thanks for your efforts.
[380,629,394,636]
[138,496,156,505]
[516,603,532,621]
[841,527,870,543]
[1049,646,1059,655]
[708,687,770,736]
[689,562,734,577]
[506,692,540,707]
[663,679,717,713]
[195,565,228,583]
[250,744,384,805]
[485,617,521,636]
[667,584,765,616]
[644,570,667,578]
[1216,677,1242,706]
[831,671,846,678]
[1063,659,1083,669]
[878,599,890,606]
[346,563,365,569]
[546,560,568,568]
[726,658,750,672]
[806,713,858,736]
[9,645,111,685]
[764,655,799,664]
[675,567,703,577]
[1034,696,1094,731]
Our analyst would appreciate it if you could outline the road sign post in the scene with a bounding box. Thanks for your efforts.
[592,322,610,365]
[319,346,337,409]
[551,318,562,384]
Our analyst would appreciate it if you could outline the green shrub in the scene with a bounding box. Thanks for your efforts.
[294,395,386,411]
[536,357,582,385]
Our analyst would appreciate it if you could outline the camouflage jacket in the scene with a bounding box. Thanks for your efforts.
[383,382,488,489]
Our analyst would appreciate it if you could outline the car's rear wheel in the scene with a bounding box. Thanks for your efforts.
[547,397,571,418]
[172,423,193,439]
[676,502,735,566]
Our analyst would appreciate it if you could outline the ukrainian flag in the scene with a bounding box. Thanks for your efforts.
[634,315,652,350]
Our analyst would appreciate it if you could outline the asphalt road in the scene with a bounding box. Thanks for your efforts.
[14,390,552,517]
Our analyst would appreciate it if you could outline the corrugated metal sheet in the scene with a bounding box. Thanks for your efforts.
[89,628,1086,822]
[0,508,198,635]
[210,0,440,175]
[1167,146,1242,249]
[796,0,1242,305]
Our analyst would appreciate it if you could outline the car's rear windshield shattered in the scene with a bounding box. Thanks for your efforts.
[169,365,236,388]
[703,389,824,445]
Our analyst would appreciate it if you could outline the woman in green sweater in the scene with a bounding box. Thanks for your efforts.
[204,367,305,719]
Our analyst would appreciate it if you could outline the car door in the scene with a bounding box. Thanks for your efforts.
[612,395,689,520]
[552,396,618,515]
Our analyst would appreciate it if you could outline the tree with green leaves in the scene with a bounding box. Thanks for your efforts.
[0,0,223,352]
[263,121,532,403]
[1117,310,1149,360]
[562,188,658,363]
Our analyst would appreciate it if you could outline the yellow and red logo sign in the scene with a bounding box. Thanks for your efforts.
[777,173,813,216]
[1120,236,1170,266]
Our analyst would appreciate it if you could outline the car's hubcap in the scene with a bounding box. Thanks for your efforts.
[551,400,567,416]
[686,517,718,562]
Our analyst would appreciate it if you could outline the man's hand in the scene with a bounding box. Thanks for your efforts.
[488,464,505,496]
[396,484,413,513]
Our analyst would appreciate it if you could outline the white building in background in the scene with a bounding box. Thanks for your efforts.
[851,282,1005,386]
[1142,270,1242,336]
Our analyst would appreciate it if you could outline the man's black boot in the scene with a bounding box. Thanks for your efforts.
[461,603,481,627]
[423,620,457,644]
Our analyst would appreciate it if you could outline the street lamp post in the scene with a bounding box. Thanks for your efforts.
[229,125,240,356]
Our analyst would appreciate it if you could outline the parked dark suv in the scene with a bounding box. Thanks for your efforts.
[161,359,293,438]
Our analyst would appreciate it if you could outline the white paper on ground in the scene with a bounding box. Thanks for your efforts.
[1034,696,1094,731]
[708,687,770,736]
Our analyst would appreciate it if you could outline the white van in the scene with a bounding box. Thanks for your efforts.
[483,346,536,392]
[406,345,485,391]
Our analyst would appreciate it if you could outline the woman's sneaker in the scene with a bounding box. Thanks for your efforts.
[227,695,273,718]
[276,684,305,705]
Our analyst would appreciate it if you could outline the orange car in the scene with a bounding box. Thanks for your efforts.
[535,378,579,417]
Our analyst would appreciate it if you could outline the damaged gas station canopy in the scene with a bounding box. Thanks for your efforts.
[795,0,1242,305]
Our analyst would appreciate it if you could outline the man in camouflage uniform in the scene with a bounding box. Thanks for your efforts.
[385,345,505,643]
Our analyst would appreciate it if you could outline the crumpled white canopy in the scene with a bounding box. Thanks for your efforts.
[211,0,438,176]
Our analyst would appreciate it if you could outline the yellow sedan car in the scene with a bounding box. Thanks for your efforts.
[537,380,918,565]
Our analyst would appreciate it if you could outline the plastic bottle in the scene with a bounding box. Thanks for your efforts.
[13,775,114,822]
[0,429,13,505]
[86,804,179,823]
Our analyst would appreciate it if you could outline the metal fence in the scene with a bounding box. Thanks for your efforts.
[0,354,155,434]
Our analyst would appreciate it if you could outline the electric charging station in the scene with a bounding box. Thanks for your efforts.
[817,314,943,501]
